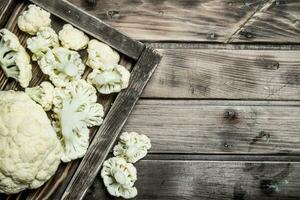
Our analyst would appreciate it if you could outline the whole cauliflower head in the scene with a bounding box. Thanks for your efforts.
[52,80,104,162]
[27,27,59,60]
[87,64,130,94]
[17,4,51,35]
[59,24,89,50]
[38,47,85,87]
[0,29,32,88]
[113,132,151,163]
[86,39,120,70]
[25,81,55,111]
[101,157,137,199]
[0,91,62,194]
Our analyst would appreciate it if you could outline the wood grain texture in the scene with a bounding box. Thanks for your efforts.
[67,0,266,42]
[231,0,300,43]
[123,100,300,154]
[85,160,300,200]
[62,46,161,200]
[142,49,300,99]
[0,0,17,28]
[30,0,145,60]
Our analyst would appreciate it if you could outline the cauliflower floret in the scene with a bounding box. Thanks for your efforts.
[58,24,89,50]
[113,132,151,163]
[25,81,55,111]
[0,91,62,194]
[52,80,104,162]
[86,39,120,70]
[101,157,137,199]
[87,64,130,94]
[17,4,51,35]
[0,29,20,51]
[0,29,32,88]
[38,47,85,87]
[27,27,59,60]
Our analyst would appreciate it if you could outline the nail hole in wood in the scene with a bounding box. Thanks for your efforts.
[107,10,120,19]
[224,109,237,120]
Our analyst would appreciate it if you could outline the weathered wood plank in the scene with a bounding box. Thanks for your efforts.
[85,160,300,200]
[142,49,300,99]
[62,47,161,200]
[67,0,265,42]
[30,0,145,60]
[123,100,300,154]
[0,0,17,28]
[231,0,300,43]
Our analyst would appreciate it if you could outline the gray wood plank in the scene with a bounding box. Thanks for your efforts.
[123,100,300,154]
[67,0,265,42]
[68,0,300,43]
[85,160,300,200]
[231,0,300,43]
[61,47,162,200]
[142,49,300,99]
[30,0,145,60]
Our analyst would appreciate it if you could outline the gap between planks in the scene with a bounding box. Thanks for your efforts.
[145,42,300,50]
[144,153,300,162]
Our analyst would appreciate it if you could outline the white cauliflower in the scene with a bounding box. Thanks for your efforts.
[86,39,120,70]
[38,47,85,87]
[87,64,130,94]
[0,29,32,88]
[52,80,104,162]
[17,4,51,35]
[101,157,137,199]
[25,81,55,111]
[114,132,151,163]
[27,27,59,60]
[59,24,89,50]
[0,91,62,194]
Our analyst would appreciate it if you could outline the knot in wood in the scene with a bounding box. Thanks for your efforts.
[207,32,217,40]
[86,0,96,6]
[239,29,255,39]
[260,180,279,195]
[224,109,237,120]
[223,142,233,149]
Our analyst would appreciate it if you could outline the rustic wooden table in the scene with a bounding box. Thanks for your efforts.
[1,0,300,199]
[71,0,300,199]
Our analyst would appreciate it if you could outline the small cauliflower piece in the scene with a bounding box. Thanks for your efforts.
[113,132,151,163]
[38,47,85,87]
[101,157,137,199]
[87,65,130,94]
[17,4,51,35]
[27,27,59,60]
[52,80,104,162]
[58,24,89,50]
[25,81,55,111]
[0,91,62,194]
[86,39,120,70]
[0,29,32,88]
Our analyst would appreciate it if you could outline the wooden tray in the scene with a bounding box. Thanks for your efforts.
[0,0,162,199]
